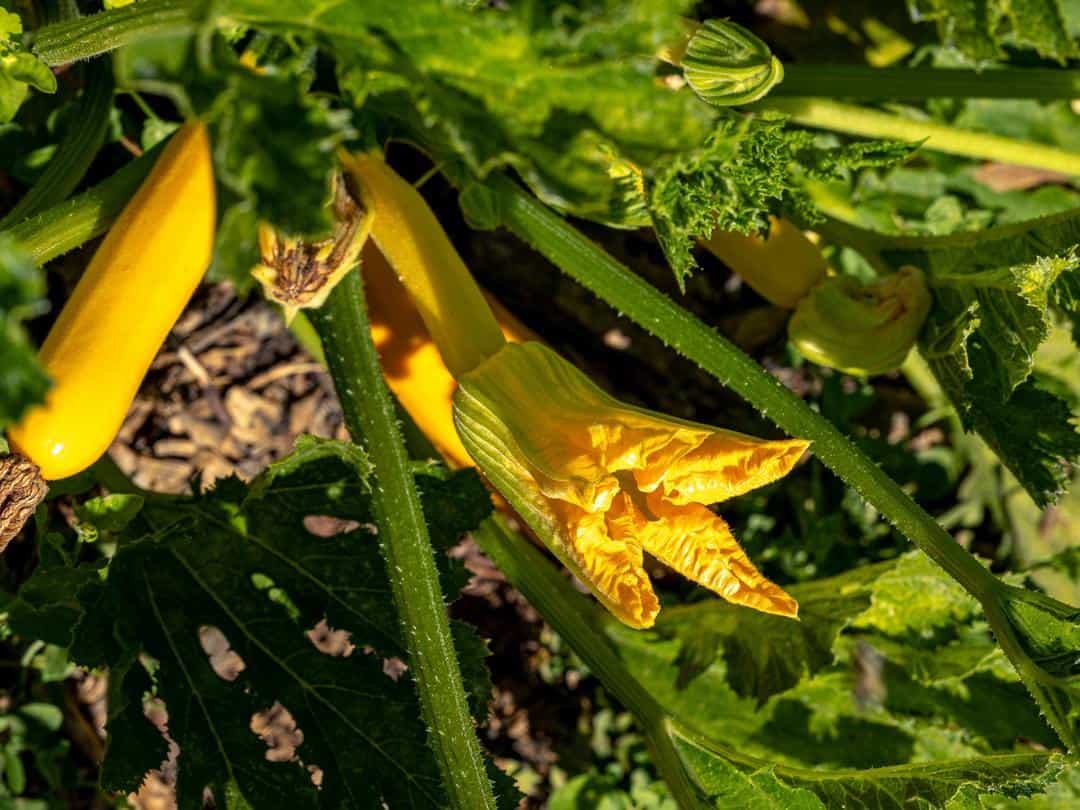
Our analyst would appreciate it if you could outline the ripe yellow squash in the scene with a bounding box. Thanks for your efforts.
[9,122,216,479]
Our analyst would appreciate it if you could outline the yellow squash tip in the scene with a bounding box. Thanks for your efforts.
[342,151,507,377]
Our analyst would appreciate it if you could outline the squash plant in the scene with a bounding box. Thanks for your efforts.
[1,1,1080,808]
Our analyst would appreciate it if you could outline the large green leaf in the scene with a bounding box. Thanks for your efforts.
[55,436,514,809]
[881,209,1080,507]
[671,726,1057,810]
[908,0,1078,64]
[603,550,1057,783]
[651,560,887,705]
[225,0,713,229]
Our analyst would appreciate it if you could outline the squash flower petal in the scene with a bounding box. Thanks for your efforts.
[453,341,808,629]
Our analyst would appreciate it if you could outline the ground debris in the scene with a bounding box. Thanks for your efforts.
[110,284,345,493]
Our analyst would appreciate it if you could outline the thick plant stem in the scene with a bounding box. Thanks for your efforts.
[308,271,496,810]
[487,172,996,602]
[473,517,709,810]
[0,59,114,229]
[751,98,1080,175]
[776,65,1080,100]
[4,147,158,264]
[32,0,194,65]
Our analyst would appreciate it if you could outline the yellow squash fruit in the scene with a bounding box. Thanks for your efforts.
[8,122,215,479]
[340,151,506,378]
[364,240,532,469]
[702,217,827,309]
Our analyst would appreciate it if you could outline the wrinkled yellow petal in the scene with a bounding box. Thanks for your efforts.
[607,492,798,618]
[553,499,660,628]
[453,341,808,628]
[637,430,810,505]
[454,390,660,627]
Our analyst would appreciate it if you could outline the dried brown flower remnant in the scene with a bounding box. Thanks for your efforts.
[252,174,372,324]
[0,454,48,551]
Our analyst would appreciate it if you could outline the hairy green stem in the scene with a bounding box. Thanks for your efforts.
[308,271,496,810]
[4,146,158,264]
[752,98,1080,176]
[776,65,1080,100]
[32,0,195,65]
[0,60,114,229]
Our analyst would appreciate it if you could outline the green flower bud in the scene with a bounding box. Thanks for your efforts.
[682,19,784,106]
[788,266,932,375]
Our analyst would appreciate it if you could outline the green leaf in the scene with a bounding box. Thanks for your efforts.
[549,769,678,810]
[232,0,712,228]
[992,584,1080,747]
[604,547,1060,775]
[100,661,169,795]
[0,9,57,123]
[908,0,1078,64]
[983,758,1080,807]
[74,493,145,533]
[6,534,101,648]
[852,551,980,636]
[673,732,825,809]
[645,114,913,289]
[210,65,353,239]
[671,726,1056,809]
[0,233,49,428]
[883,210,1080,506]
[655,560,886,704]
[64,436,505,809]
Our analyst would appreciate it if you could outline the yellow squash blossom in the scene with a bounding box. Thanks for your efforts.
[454,341,807,628]
[341,150,810,629]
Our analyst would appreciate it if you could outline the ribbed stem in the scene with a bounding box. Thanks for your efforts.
[32,0,195,65]
[4,147,158,265]
[775,65,1080,100]
[0,59,114,229]
[752,98,1080,175]
[308,270,497,810]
